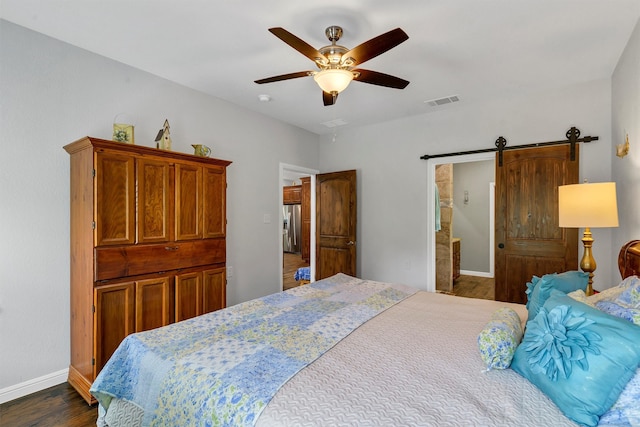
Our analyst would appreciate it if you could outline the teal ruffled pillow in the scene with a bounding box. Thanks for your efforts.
[511,290,640,427]
[524,276,541,309]
[526,271,589,325]
[477,307,523,370]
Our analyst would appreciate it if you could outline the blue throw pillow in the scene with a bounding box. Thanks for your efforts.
[526,271,588,325]
[599,367,640,426]
[595,301,640,326]
[511,290,640,427]
[616,276,640,308]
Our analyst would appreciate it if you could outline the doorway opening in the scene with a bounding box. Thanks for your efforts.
[426,152,495,296]
[279,163,319,291]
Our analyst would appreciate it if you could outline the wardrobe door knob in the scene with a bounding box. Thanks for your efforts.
[498,243,505,249]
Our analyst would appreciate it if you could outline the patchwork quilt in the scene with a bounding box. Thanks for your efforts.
[90,273,417,426]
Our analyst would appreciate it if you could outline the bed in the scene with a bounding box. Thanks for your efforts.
[90,241,640,427]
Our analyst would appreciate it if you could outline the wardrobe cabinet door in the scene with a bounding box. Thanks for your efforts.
[175,164,202,241]
[203,267,226,314]
[175,271,202,322]
[95,152,135,246]
[135,276,171,332]
[203,165,226,239]
[94,282,134,376]
[137,159,171,243]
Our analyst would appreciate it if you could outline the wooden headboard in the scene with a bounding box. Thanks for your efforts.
[618,240,640,279]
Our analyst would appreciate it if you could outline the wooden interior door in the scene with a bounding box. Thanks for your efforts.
[495,144,579,303]
[316,170,357,279]
[301,177,311,263]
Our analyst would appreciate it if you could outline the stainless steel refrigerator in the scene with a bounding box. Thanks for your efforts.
[283,204,301,253]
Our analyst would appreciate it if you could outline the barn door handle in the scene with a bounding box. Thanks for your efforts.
[498,243,504,249]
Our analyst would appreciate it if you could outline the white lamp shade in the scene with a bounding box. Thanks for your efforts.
[313,69,353,93]
[558,182,619,228]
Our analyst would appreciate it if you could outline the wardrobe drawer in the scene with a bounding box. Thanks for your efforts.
[95,239,225,281]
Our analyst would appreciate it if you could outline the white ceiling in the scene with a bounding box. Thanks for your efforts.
[2,1,639,135]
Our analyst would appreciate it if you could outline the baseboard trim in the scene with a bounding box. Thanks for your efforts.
[0,368,68,404]
[460,270,494,278]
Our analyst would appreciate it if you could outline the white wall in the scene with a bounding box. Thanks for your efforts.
[453,160,494,273]
[318,79,616,291]
[612,18,640,282]
[0,21,319,397]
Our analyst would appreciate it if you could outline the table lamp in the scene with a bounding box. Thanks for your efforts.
[558,182,619,295]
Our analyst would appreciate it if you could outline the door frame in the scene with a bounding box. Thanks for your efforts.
[426,152,495,292]
[279,163,319,290]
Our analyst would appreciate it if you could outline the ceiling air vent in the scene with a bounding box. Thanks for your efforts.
[425,95,460,107]
[321,118,348,128]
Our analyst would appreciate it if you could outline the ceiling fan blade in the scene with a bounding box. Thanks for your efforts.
[269,27,328,63]
[342,28,408,66]
[323,91,337,106]
[353,69,409,89]
[255,71,311,84]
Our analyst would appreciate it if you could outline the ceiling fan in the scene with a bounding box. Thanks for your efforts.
[255,26,410,106]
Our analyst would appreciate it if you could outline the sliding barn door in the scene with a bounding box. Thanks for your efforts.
[316,170,357,280]
[495,144,579,303]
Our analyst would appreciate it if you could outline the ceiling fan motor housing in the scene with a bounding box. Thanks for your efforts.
[315,26,348,68]
[325,26,343,43]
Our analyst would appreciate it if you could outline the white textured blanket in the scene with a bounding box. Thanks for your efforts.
[257,291,578,427]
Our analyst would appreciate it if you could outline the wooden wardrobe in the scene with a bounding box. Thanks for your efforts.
[64,137,231,404]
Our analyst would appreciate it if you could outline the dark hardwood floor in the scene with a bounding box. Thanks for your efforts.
[0,382,97,427]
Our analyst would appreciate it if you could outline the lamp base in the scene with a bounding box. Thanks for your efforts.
[580,227,596,296]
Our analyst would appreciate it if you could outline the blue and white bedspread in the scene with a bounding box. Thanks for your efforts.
[90,273,417,426]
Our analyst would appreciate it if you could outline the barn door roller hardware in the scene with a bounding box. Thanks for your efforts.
[419,127,599,166]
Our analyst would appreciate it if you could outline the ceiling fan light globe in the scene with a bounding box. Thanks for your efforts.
[314,69,353,94]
